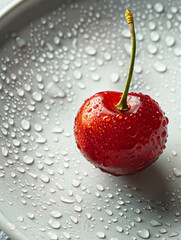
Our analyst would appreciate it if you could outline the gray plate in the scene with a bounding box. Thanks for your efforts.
[0,0,180,240]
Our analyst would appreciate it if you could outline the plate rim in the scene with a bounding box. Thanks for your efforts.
[0,0,28,20]
[0,3,30,240]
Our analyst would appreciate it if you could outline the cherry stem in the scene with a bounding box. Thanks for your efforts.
[116,9,136,111]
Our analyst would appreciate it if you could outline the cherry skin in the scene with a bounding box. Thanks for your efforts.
[74,91,168,176]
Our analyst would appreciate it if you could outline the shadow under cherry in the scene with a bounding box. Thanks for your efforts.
[119,159,172,204]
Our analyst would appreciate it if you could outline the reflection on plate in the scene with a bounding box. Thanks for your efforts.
[0,0,180,239]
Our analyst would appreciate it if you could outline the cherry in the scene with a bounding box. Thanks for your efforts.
[74,9,168,176]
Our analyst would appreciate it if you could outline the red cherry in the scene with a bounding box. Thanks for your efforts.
[74,9,168,176]
[74,91,168,176]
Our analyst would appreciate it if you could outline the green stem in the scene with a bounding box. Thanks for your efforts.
[116,10,136,111]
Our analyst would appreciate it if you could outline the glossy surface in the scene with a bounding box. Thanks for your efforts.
[74,91,168,175]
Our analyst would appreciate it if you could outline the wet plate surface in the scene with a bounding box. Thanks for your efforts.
[0,0,181,239]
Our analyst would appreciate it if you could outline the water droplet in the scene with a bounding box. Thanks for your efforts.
[40,174,50,183]
[72,179,81,188]
[55,182,64,190]
[23,155,34,165]
[169,232,179,238]
[134,216,142,223]
[172,167,181,177]
[48,231,58,240]
[85,46,97,56]
[27,212,35,219]
[150,31,160,42]
[74,205,82,212]
[54,36,61,45]
[106,209,113,216]
[148,22,156,31]
[173,47,181,57]
[34,124,43,132]
[10,172,16,178]
[153,62,167,73]
[52,127,63,133]
[21,119,31,131]
[171,150,177,156]
[75,194,83,203]
[60,197,75,204]
[17,167,25,173]
[165,35,175,47]
[96,58,104,66]
[77,82,86,89]
[134,65,142,74]
[104,52,112,61]
[96,184,104,191]
[70,216,78,224]
[137,33,144,41]
[91,72,100,81]
[17,216,24,222]
[48,219,61,229]
[24,83,31,92]
[28,172,38,179]
[15,37,26,49]
[32,91,43,102]
[150,220,162,227]
[110,72,120,83]
[154,3,164,13]
[137,229,150,239]
[13,139,21,147]
[44,159,53,166]
[159,228,167,234]
[73,70,82,80]
[36,135,47,144]
[72,38,78,49]
[17,88,25,97]
[1,147,8,157]
[96,232,106,239]
[45,82,66,98]
[63,232,71,239]
[116,226,123,233]
[147,44,158,54]
[134,208,141,214]
[86,213,92,219]
[0,172,4,178]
